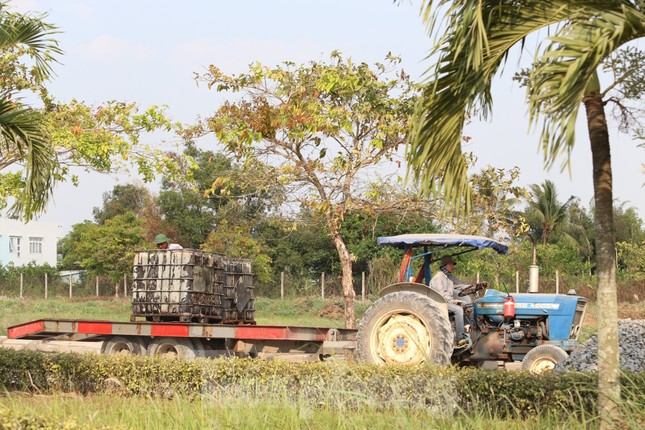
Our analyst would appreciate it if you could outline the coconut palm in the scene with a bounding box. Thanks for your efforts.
[0,2,61,219]
[525,180,576,246]
[407,1,644,425]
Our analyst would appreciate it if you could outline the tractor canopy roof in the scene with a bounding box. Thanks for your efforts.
[377,234,508,255]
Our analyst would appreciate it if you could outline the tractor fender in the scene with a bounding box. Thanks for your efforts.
[378,282,448,315]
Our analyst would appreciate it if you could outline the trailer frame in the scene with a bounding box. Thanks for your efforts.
[4,319,357,360]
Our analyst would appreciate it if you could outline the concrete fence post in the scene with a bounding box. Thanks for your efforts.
[20,273,23,298]
[45,273,48,299]
[69,273,73,298]
[280,272,284,300]
[321,272,325,300]
[361,272,366,301]
[96,276,99,297]
[556,270,560,294]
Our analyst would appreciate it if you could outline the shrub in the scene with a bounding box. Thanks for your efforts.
[1,349,643,420]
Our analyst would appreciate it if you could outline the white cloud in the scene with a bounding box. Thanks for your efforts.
[10,0,92,18]
[7,0,40,13]
[173,36,340,77]
[67,2,93,19]
[76,35,154,63]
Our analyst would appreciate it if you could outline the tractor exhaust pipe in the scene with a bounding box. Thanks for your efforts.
[528,265,539,293]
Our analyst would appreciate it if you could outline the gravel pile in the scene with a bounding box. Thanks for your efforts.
[556,319,645,373]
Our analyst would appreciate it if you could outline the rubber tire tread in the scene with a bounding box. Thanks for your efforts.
[521,344,569,373]
[101,336,146,356]
[356,291,453,366]
[147,337,200,360]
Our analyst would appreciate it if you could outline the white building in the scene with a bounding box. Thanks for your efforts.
[0,218,63,267]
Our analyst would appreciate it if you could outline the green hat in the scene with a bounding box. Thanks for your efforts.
[154,233,169,244]
[440,255,456,266]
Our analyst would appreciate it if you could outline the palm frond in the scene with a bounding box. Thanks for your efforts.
[528,5,645,169]
[409,0,643,214]
[0,6,62,82]
[0,3,61,219]
[0,98,55,218]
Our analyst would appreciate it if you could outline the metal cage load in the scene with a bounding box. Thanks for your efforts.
[131,249,255,324]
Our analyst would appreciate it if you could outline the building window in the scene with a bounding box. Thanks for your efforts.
[9,236,21,257]
[29,237,43,254]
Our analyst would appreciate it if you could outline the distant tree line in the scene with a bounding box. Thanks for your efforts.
[55,141,645,300]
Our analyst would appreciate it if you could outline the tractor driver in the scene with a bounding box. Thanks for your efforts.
[430,255,469,346]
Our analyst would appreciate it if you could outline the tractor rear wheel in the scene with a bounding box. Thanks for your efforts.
[521,344,568,373]
[356,291,452,366]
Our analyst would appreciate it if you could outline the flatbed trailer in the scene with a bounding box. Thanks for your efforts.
[2,319,357,361]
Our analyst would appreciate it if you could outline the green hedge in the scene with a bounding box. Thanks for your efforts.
[0,410,92,430]
[1,349,644,419]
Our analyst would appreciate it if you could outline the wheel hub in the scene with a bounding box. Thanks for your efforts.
[157,344,178,357]
[531,358,556,373]
[375,314,430,364]
[392,334,408,352]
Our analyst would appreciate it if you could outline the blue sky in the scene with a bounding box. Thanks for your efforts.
[12,1,645,232]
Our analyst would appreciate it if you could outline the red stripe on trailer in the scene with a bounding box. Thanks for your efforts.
[235,326,287,339]
[151,324,190,337]
[234,326,329,341]
[7,320,45,338]
[78,321,113,335]
[7,319,349,342]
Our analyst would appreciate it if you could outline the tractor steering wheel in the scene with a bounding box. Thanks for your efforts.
[458,282,488,296]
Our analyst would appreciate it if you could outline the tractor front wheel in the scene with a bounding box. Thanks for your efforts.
[356,291,452,366]
[521,344,568,373]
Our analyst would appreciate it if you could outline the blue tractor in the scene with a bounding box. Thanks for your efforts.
[356,234,588,372]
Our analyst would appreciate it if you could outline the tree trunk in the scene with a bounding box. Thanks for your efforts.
[331,232,356,329]
[584,88,620,427]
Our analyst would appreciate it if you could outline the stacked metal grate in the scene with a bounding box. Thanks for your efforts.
[131,250,256,325]
[223,258,256,324]
[131,249,226,323]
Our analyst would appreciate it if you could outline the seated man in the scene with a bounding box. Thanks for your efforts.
[429,255,469,345]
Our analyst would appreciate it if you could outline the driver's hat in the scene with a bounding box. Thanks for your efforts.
[440,255,456,266]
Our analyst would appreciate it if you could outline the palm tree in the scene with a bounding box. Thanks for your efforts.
[567,199,595,274]
[407,1,644,426]
[0,2,61,219]
[525,180,575,246]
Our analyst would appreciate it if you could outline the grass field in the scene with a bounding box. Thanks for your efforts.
[4,392,642,430]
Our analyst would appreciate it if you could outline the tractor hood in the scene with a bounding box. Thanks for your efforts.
[475,289,588,341]
[377,234,508,254]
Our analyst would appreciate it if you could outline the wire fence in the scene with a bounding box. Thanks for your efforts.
[1,268,629,302]
[0,273,130,299]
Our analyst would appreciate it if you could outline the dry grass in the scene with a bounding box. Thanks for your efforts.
[571,278,645,303]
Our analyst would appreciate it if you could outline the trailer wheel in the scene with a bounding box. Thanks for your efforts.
[191,338,207,358]
[521,344,568,373]
[356,291,452,366]
[101,336,146,356]
[147,337,200,360]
